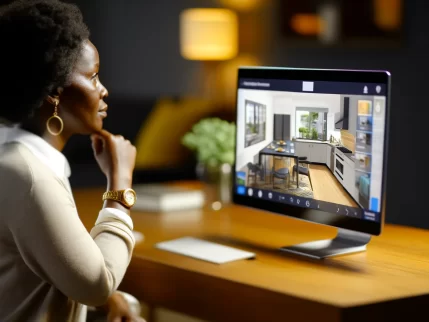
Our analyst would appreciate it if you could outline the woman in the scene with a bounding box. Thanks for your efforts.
[0,0,144,321]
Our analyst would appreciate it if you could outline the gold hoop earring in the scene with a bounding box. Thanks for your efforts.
[46,100,64,136]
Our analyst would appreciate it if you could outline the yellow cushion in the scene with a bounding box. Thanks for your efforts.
[134,97,218,169]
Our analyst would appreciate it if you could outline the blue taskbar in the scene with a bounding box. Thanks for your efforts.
[235,185,380,222]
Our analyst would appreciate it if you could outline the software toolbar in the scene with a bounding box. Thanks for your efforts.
[236,185,380,222]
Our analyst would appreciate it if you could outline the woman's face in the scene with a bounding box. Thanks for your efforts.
[57,40,109,135]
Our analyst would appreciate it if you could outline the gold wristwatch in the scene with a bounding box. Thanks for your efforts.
[102,188,137,209]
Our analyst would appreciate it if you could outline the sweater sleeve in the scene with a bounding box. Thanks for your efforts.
[8,177,135,307]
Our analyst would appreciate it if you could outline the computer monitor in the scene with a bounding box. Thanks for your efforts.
[232,67,390,259]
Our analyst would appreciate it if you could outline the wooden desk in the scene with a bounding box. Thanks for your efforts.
[75,183,429,322]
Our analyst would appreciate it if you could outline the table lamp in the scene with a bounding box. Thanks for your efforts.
[217,0,261,12]
[180,8,238,102]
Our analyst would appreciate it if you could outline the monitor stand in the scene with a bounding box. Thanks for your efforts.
[280,228,371,259]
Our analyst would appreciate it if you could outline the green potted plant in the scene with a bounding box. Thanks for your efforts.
[182,118,236,208]
[182,117,236,168]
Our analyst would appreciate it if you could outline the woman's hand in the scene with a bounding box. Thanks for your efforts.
[103,292,146,322]
[90,129,136,188]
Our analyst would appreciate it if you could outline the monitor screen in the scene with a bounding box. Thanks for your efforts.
[232,67,390,236]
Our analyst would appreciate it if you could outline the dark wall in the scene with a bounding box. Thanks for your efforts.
[72,0,428,229]
[269,1,429,229]
[72,0,217,98]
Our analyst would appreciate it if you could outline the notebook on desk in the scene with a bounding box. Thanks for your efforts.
[155,237,256,264]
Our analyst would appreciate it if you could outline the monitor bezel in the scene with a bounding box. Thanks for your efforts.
[232,67,391,236]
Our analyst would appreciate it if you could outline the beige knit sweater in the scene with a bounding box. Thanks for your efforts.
[0,142,135,321]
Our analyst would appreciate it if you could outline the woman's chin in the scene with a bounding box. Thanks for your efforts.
[81,119,104,135]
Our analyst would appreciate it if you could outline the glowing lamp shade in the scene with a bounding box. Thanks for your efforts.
[180,8,238,61]
[218,0,261,12]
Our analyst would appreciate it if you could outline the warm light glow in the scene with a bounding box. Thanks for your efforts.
[217,0,261,11]
[180,8,238,61]
[374,0,402,31]
[290,14,324,36]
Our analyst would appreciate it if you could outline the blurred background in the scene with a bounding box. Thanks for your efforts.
[2,0,428,228]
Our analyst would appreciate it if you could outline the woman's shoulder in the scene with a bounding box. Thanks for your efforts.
[0,143,33,185]
[0,142,57,189]
[0,143,76,221]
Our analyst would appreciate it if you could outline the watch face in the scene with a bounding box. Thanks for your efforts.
[124,190,136,206]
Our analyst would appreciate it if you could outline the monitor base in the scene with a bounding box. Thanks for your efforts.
[280,228,371,259]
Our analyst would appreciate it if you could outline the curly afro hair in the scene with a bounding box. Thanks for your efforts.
[0,0,90,123]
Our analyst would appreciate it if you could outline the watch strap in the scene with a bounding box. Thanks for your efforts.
[102,190,128,208]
